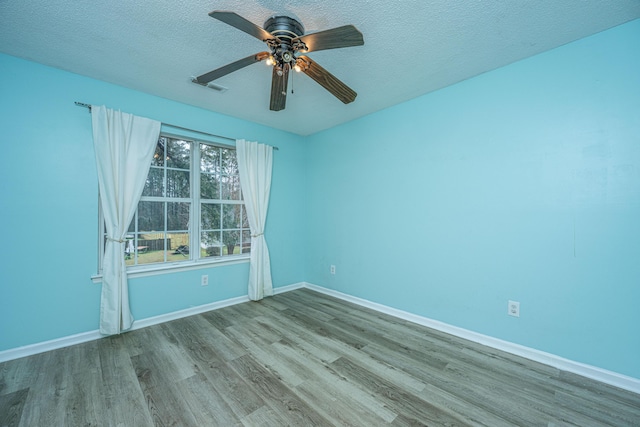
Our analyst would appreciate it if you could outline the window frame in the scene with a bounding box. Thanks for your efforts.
[94,132,250,281]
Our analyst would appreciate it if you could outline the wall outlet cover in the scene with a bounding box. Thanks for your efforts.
[508,300,520,317]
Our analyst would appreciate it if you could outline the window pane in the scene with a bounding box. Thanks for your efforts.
[222,230,240,255]
[223,204,240,229]
[168,232,190,259]
[241,205,249,228]
[221,175,241,200]
[137,232,166,265]
[166,139,190,170]
[152,139,166,166]
[200,173,220,200]
[242,230,251,254]
[200,144,220,174]
[201,203,221,230]
[166,169,190,198]
[167,202,189,231]
[142,167,164,197]
[138,201,164,232]
[124,236,135,265]
[221,148,238,175]
[201,231,222,257]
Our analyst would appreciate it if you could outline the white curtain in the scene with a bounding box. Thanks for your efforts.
[236,139,274,300]
[92,105,160,335]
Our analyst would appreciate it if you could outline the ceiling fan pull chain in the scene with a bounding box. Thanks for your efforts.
[290,65,295,95]
[282,64,288,96]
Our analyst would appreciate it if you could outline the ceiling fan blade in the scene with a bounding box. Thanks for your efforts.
[270,66,289,111]
[297,56,357,104]
[209,11,276,42]
[293,25,363,53]
[193,52,270,85]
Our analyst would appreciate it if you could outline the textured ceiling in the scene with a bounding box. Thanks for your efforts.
[1,1,639,135]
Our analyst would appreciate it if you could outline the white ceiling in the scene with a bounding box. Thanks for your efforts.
[1,1,639,135]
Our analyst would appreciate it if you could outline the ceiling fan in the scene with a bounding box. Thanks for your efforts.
[192,11,364,111]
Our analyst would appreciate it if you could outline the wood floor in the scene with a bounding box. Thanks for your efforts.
[1,288,639,426]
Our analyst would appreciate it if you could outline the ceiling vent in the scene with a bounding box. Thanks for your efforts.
[206,82,228,92]
[191,77,228,93]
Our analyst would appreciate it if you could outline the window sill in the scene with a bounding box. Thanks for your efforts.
[91,255,250,283]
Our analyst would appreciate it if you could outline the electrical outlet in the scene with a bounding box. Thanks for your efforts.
[330,265,336,275]
[201,275,209,286]
[508,300,520,317]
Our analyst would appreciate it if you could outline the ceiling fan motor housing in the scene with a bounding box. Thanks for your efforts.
[264,16,305,40]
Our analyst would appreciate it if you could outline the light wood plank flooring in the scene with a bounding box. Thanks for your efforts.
[1,288,639,426]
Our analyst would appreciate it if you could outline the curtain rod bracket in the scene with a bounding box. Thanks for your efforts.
[75,101,92,111]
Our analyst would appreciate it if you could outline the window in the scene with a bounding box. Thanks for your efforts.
[100,135,251,272]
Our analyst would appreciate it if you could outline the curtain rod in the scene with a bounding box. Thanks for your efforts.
[74,102,278,150]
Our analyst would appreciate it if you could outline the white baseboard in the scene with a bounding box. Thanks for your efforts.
[130,295,249,330]
[0,292,253,363]
[0,283,309,363]
[302,282,640,395]
[0,330,104,363]
[3,281,638,396]
[272,282,306,295]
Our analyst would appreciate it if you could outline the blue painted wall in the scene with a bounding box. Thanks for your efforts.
[0,53,307,351]
[305,20,640,378]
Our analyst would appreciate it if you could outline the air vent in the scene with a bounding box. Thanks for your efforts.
[191,77,228,93]
[206,82,228,92]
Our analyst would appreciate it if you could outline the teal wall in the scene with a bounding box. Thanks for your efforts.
[0,53,307,351]
[305,20,640,378]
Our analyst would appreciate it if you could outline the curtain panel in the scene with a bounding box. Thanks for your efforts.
[235,139,274,300]
[92,105,160,335]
